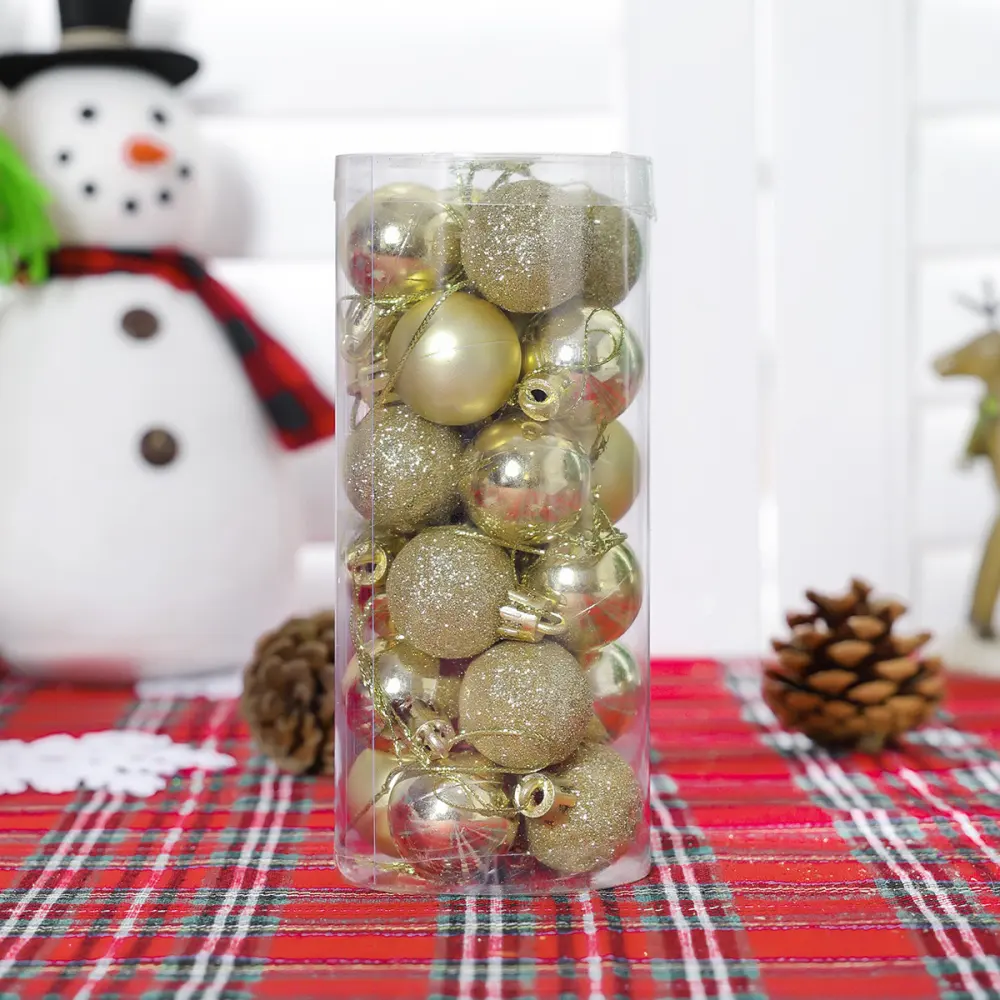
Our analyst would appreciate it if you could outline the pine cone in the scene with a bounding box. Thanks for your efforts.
[764,578,945,750]
[241,610,335,775]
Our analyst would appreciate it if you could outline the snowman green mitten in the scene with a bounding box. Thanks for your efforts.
[0,130,59,285]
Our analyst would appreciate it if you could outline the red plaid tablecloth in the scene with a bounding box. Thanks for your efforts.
[2,659,1000,999]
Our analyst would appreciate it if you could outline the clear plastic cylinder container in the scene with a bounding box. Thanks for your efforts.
[334,153,654,893]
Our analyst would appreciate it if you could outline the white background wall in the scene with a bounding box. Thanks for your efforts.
[0,0,990,656]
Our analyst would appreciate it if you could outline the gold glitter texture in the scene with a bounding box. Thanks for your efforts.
[582,195,643,309]
[344,404,461,535]
[461,179,587,313]
[386,526,516,659]
[458,640,592,770]
[525,742,641,875]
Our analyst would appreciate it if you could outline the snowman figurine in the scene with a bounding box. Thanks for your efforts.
[0,0,336,681]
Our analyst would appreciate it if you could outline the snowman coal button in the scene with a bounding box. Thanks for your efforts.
[139,429,179,467]
[121,308,159,340]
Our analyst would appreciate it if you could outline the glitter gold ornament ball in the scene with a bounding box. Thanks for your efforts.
[461,179,587,313]
[462,416,590,547]
[525,541,643,653]
[519,304,644,428]
[525,742,642,875]
[387,291,521,426]
[387,527,516,659]
[344,404,462,535]
[459,640,592,770]
[583,196,643,309]
[341,182,461,299]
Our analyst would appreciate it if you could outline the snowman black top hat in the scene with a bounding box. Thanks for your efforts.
[0,0,199,91]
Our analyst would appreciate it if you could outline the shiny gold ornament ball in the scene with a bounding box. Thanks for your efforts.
[338,296,397,365]
[344,404,461,534]
[387,291,521,426]
[525,742,642,875]
[583,642,644,740]
[462,416,590,547]
[387,527,516,659]
[461,179,588,313]
[520,303,644,428]
[585,421,641,524]
[583,196,643,309]
[342,639,461,740]
[387,752,518,882]
[346,748,405,857]
[459,640,592,770]
[525,542,643,653]
[341,182,461,299]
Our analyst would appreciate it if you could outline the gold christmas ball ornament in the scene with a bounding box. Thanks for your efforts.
[525,742,642,876]
[462,416,591,547]
[344,404,462,534]
[519,304,644,427]
[342,638,461,741]
[346,748,406,857]
[585,421,641,524]
[341,182,461,299]
[386,753,518,883]
[387,527,517,659]
[583,643,644,741]
[387,291,521,426]
[338,296,397,365]
[582,196,643,309]
[458,640,592,770]
[461,179,588,313]
[525,542,643,653]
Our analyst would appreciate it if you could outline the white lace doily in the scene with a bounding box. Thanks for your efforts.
[0,730,236,797]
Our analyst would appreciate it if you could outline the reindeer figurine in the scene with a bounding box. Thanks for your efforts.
[934,282,1000,639]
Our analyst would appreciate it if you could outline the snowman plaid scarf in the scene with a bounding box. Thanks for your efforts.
[48,247,336,450]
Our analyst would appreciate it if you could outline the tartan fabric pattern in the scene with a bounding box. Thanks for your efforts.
[48,247,336,451]
[1,660,1000,999]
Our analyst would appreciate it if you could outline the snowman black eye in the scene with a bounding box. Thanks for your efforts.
[151,108,169,127]
[79,106,98,121]
[124,198,140,214]
[178,164,192,180]
[56,150,72,165]
[158,189,172,205]
[82,182,98,197]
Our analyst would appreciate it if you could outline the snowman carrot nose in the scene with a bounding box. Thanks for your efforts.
[125,138,171,167]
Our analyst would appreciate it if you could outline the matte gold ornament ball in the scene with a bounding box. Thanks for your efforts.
[463,416,591,547]
[346,748,404,857]
[387,291,521,426]
[387,527,516,659]
[525,542,643,653]
[387,752,518,882]
[341,182,461,299]
[525,742,643,875]
[459,640,592,770]
[461,179,588,313]
[520,303,644,428]
[583,642,644,740]
[344,404,461,535]
[584,420,640,524]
